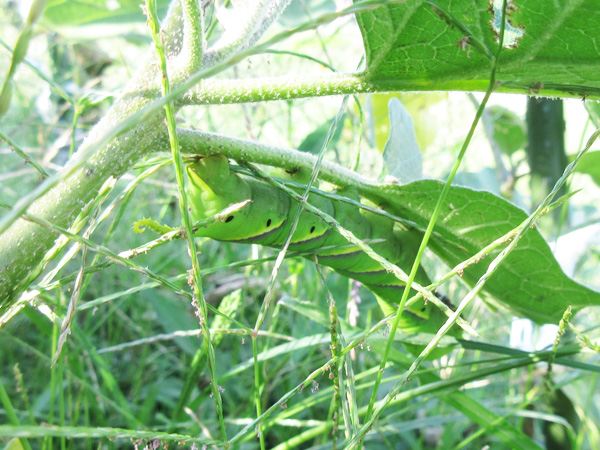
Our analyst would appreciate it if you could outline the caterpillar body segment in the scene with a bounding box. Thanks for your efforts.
[186,155,461,350]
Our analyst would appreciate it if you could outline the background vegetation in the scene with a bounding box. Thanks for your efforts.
[1,0,599,449]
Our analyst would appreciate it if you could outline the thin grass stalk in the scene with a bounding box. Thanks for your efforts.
[338,311,361,439]
[52,192,106,366]
[147,1,226,436]
[249,93,349,446]
[314,257,342,449]
[58,338,66,450]
[0,130,49,179]
[546,306,573,383]
[252,335,267,450]
[0,377,34,450]
[12,365,35,429]
[0,424,220,446]
[98,328,292,354]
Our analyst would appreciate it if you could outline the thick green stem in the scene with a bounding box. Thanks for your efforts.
[178,128,377,189]
[181,74,597,105]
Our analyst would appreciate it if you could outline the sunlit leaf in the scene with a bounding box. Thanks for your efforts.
[372,181,600,324]
[355,0,600,98]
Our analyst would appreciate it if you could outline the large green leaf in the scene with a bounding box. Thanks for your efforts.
[370,181,600,324]
[355,0,600,98]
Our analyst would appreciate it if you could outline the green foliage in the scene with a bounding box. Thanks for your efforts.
[356,0,600,97]
[1,0,600,449]
[42,0,170,28]
[570,150,600,187]
[488,105,527,156]
[372,180,600,324]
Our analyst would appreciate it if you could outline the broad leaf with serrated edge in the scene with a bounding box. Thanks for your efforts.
[355,0,600,98]
[370,181,600,324]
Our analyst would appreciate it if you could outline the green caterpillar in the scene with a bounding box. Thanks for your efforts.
[186,155,460,346]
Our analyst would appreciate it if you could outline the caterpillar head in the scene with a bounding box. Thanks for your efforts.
[186,155,289,243]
